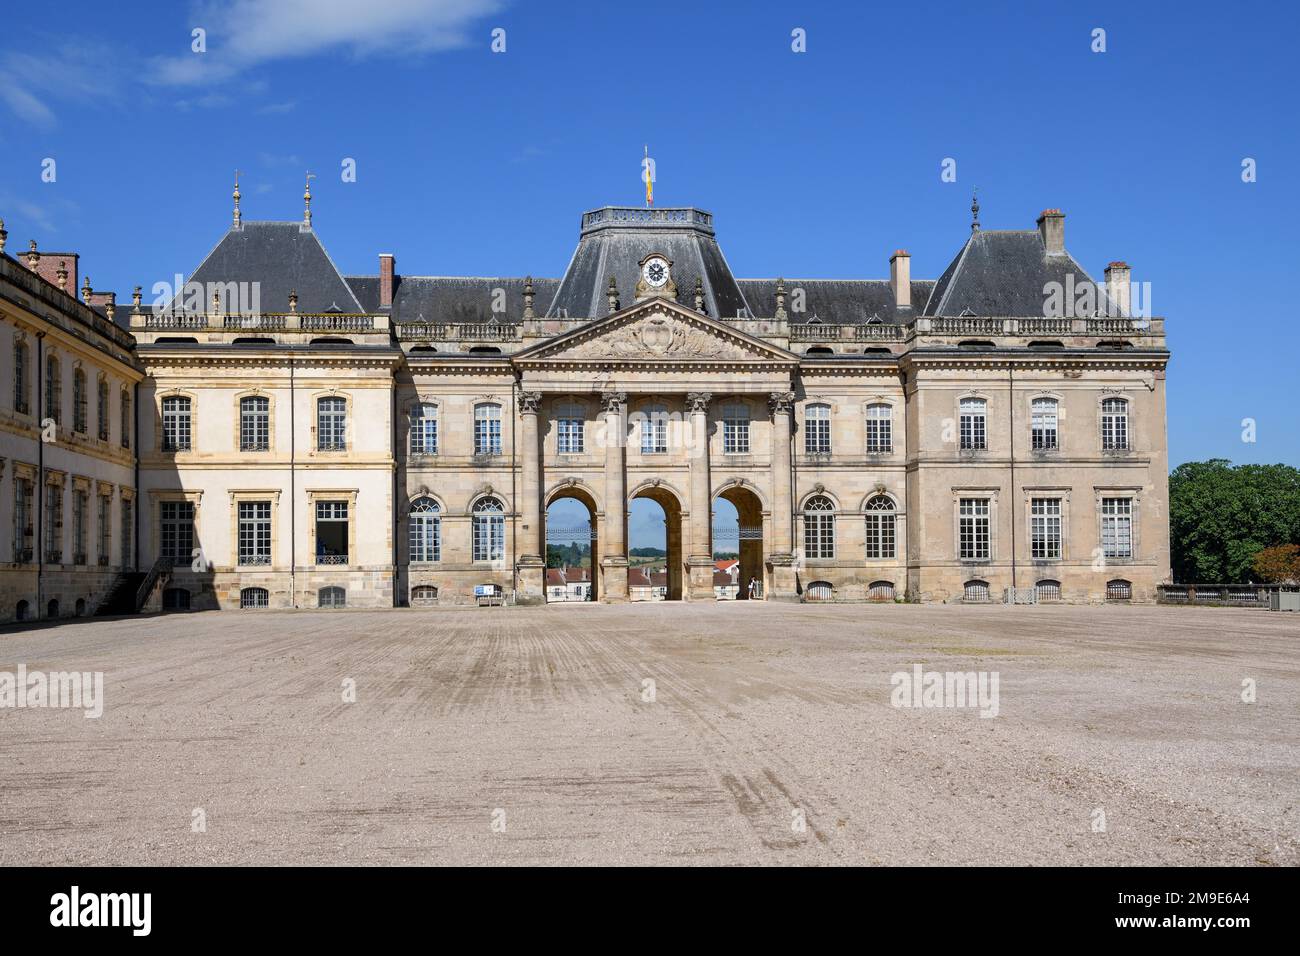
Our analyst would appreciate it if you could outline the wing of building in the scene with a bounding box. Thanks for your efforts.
[0,199,1170,620]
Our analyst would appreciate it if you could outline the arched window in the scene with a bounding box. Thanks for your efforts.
[409,403,438,455]
[13,340,29,414]
[865,403,892,453]
[868,581,895,601]
[409,497,441,562]
[45,354,61,425]
[1101,398,1129,450]
[963,580,990,603]
[46,598,59,619]
[75,598,86,617]
[474,403,502,455]
[805,581,834,602]
[72,366,87,432]
[722,403,750,454]
[959,398,986,450]
[15,600,30,622]
[472,497,505,562]
[240,396,270,451]
[640,403,668,454]
[411,585,439,606]
[1106,579,1132,601]
[239,587,269,609]
[97,376,109,440]
[804,403,831,455]
[161,396,191,451]
[555,403,584,454]
[317,396,347,451]
[120,389,131,448]
[318,586,346,608]
[804,495,835,559]
[1036,579,1061,602]
[864,495,896,559]
[1031,398,1058,450]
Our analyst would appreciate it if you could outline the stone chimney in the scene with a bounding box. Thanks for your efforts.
[379,253,395,309]
[1037,209,1065,256]
[889,250,911,309]
[1104,261,1131,317]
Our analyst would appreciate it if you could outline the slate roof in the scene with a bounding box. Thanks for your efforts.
[922,229,1110,317]
[385,276,561,324]
[736,279,935,325]
[547,208,752,320]
[185,222,364,314]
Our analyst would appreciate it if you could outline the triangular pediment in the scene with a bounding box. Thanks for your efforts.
[514,298,796,365]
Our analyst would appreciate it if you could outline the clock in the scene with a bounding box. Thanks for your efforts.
[643,256,669,288]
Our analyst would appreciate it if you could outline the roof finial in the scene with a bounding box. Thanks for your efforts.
[0,217,7,255]
[971,187,981,232]
[694,276,705,314]
[303,171,316,227]
[523,276,535,320]
[607,274,620,314]
[233,170,242,227]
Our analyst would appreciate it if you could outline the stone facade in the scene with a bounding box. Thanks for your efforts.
[0,199,1172,620]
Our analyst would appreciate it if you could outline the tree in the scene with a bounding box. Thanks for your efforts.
[1252,544,1300,584]
[1169,460,1300,582]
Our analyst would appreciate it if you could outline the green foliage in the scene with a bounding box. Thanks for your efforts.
[546,542,590,569]
[628,547,666,558]
[1169,459,1300,582]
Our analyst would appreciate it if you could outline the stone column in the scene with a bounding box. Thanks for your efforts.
[768,390,798,601]
[685,391,715,600]
[515,390,545,604]
[600,390,629,602]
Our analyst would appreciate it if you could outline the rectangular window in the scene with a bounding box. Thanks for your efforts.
[121,498,133,568]
[723,404,750,454]
[556,405,583,454]
[120,391,131,448]
[1101,399,1129,450]
[240,396,270,451]
[45,486,63,563]
[959,498,990,560]
[238,501,272,565]
[13,343,29,414]
[804,405,831,455]
[959,399,987,450]
[45,358,61,425]
[317,397,346,451]
[1101,497,1133,558]
[474,404,502,455]
[315,500,348,565]
[409,404,438,456]
[97,379,109,440]
[1030,497,1062,559]
[1031,399,1058,450]
[73,371,87,433]
[866,404,892,454]
[641,407,668,454]
[161,396,191,451]
[98,494,111,564]
[472,510,505,562]
[14,478,34,562]
[72,489,87,563]
[159,501,194,566]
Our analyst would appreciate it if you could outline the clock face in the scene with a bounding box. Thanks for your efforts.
[643,257,669,288]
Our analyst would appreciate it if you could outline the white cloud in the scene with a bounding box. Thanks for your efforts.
[149,0,505,87]
[0,41,125,128]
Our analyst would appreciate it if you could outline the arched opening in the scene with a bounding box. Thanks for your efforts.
[468,346,502,354]
[240,587,269,609]
[232,337,276,345]
[411,585,438,606]
[163,587,191,611]
[319,586,346,608]
[805,345,833,355]
[311,337,353,345]
[963,580,991,603]
[74,598,86,617]
[46,599,59,619]
[1036,579,1061,602]
[629,487,683,601]
[16,600,30,622]
[545,487,598,603]
[154,336,199,344]
[714,484,765,600]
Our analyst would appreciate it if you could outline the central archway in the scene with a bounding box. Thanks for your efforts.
[545,483,599,602]
[715,482,766,600]
[629,482,684,601]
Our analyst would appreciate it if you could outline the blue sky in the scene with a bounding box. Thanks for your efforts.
[2,0,1297,547]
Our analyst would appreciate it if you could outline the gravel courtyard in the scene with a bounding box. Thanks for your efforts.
[1,602,1295,866]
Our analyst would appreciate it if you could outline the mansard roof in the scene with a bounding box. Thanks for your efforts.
[381,276,561,323]
[922,229,1106,317]
[187,221,364,314]
[736,279,936,324]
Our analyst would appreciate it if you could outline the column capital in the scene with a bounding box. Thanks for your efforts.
[600,390,627,413]
[685,391,712,414]
[768,390,796,414]
[518,390,543,415]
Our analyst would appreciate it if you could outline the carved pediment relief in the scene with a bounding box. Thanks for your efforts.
[518,301,793,364]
